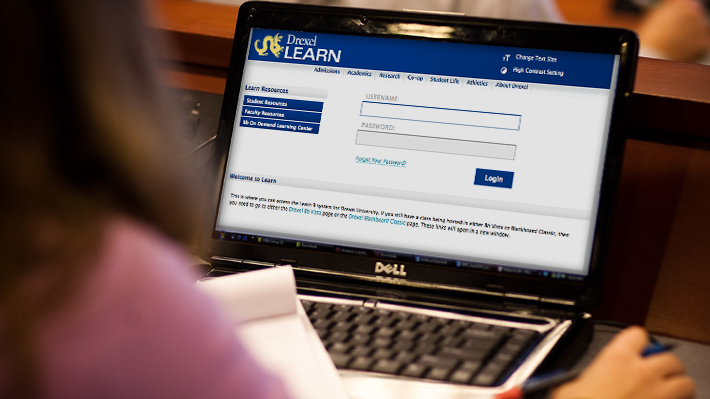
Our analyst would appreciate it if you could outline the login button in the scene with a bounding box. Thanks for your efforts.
[474,168,514,189]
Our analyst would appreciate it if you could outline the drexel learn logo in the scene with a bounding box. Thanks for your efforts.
[252,30,341,64]
[254,33,285,57]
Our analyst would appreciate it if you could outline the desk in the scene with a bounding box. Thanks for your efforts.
[151,0,710,345]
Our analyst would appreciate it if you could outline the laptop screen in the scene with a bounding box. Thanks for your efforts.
[209,5,635,304]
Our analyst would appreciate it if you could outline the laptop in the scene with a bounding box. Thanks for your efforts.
[199,2,638,397]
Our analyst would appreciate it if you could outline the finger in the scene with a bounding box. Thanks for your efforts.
[645,353,686,377]
[657,375,696,399]
[607,326,650,354]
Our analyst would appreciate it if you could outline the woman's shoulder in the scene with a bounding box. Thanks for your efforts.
[102,215,197,274]
[39,215,290,399]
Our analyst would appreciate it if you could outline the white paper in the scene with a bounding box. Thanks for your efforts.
[197,266,297,323]
[198,266,349,399]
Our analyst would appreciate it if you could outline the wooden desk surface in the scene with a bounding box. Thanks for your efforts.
[151,0,710,344]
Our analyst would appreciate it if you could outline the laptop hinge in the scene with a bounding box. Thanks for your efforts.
[211,256,243,265]
[540,297,576,306]
[489,284,577,307]
[210,256,578,307]
[210,256,277,268]
[242,260,276,268]
[504,292,541,302]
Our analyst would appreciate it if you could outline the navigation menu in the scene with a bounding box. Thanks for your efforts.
[239,95,324,134]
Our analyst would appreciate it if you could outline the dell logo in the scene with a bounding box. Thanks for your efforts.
[374,262,407,277]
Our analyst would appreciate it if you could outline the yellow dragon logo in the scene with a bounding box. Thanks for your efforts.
[254,33,284,57]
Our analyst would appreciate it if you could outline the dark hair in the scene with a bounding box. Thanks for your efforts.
[0,1,198,396]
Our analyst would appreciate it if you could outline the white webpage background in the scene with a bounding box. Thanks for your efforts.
[216,60,616,273]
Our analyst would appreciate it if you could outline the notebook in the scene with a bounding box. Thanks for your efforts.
[199,2,638,397]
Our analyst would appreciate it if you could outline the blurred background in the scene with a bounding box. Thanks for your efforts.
[190,0,710,63]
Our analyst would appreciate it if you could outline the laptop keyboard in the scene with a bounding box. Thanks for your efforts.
[302,300,539,386]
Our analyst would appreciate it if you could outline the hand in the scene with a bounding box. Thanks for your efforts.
[551,326,695,399]
[636,0,710,62]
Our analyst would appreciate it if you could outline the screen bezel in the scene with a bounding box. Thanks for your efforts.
[201,1,639,309]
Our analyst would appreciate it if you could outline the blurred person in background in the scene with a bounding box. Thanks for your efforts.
[201,0,565,21]
[636,0,710,62]
[202,0,709,62]
[0,0,695,398]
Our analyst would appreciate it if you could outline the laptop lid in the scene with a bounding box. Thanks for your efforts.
[203,1,638,310]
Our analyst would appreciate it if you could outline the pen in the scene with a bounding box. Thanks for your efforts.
[495,342,675,399]
[641,342,675,357]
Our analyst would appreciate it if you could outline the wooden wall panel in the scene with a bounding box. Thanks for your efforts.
[594,140,693,327]
[645,148,710,343]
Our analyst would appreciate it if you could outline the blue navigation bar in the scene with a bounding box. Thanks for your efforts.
[248,28,616,90]
[240,117,320,134]
[244,95,324,112]
[240,95,324,134]
[474,169,515,189]
[242,106,322,123]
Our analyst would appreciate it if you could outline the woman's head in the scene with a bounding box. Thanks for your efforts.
[0,1,197,395]
[0,1,198,273]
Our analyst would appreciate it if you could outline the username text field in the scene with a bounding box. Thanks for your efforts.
[360,102,521,131]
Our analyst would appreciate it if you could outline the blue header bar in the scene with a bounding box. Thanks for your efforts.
[248,28,616,90]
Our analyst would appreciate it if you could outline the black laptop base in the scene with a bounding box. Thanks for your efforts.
[205,263,592,388]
